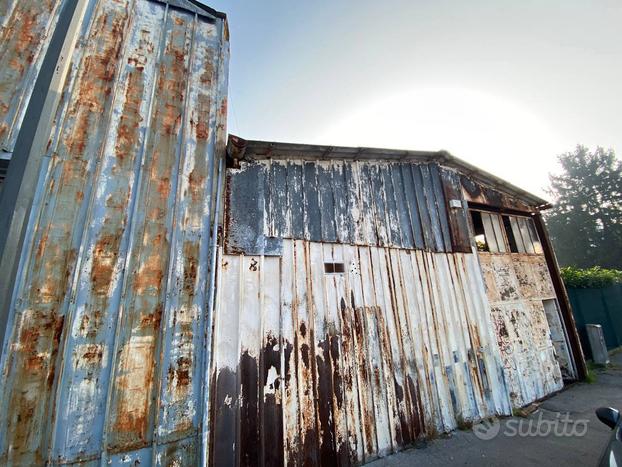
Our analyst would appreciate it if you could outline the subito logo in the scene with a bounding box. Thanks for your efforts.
[473,419,501,440]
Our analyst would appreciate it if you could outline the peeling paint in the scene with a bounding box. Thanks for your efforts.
[0,1,228,464]
[211,241,512,465]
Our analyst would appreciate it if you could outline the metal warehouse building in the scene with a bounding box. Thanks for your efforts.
[0,0,585,465]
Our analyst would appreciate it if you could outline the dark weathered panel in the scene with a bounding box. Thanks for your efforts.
[381,165,402,248]
[429,164,453,252]
[286,161,305,240]
[225,161,265,254]
[317,162,337,243]
[225,160,458,253]
[400,163,425,250]
[460,174,536,212]
[439,167,472,252]
[303,162,322,242]
[389,164,414,249]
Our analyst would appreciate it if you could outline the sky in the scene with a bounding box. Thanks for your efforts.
[203,0,621,197]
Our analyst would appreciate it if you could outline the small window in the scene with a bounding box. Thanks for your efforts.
[324,262,345,274]
[502,214,542,254]
[470,210,506,253]
[470,211,489,252]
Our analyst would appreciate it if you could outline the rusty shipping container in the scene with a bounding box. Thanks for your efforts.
[0,0,229,464]
[210,137,586,466]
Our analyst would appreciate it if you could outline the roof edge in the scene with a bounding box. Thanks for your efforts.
[152,0,227,20]
[227,135,551,209]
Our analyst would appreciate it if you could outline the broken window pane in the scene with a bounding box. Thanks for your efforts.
[470,210,489,252]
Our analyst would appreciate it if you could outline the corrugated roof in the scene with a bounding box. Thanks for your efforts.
[227,135,550,208]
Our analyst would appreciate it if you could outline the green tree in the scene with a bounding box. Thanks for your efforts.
[545,145,622,269]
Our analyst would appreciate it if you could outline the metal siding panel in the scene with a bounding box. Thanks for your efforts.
[381,165,402,248]
[226,160,466,252]
[369,165,389,247]
[390,164,415,249]
[332,161,352,245]
[303,162,322,242]
[0,0,135,463]
[212,243,522,464]
[480,253,563,407]
[293,240,320,466]
[270,160,289,239]
[339,244,365,464]
[321,243,350,465]
[308,242,339,464]
[400,163,425,250]
[317,162,337,243]
[286,161,305,240]
[1,1,228,464]
[438,168,471,253]
[377,248,414,446]
[156,13,221,444]
[210,254,240,467]
[280,240,301,465]
[359,247,393,455]
[429,164,453,252]
[419,165,445,252]
[0,0,64,151]
[397,250,437,431]
[225,161,265,255]
[237,255,261,467]
[410,165,435,251]
[387,250,425,438]
[358,164,378,246]
[344,162,364,245]
[52,2,166,460]
[106,7,195,451]
[457,254,511,415]
[417,252,455,431]
[347,246,378,461]
[260,256,285,466]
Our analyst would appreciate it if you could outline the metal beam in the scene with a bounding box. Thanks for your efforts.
[533,212,588,380]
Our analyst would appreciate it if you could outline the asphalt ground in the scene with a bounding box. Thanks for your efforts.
[369,351,622,466]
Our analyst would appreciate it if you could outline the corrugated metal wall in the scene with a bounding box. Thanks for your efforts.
[0,0,65,152]
[479,253,564,406]
[0,0,228,464]
[225,160,455,255]
[211,240,512,465]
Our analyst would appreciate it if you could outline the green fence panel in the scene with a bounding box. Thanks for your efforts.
[568,284,622,358]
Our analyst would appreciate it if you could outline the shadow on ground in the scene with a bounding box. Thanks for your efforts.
[370,352,622,466]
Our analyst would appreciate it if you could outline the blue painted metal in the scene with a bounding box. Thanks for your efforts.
[0,0,229,464]
[0,0,66,152]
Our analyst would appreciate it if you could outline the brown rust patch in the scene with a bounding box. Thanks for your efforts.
[91,232,122,295]
[168,356,192,388]
[182,241,199,299]
[139,303,163,329]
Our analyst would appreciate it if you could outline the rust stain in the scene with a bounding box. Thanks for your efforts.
[0,1,56,143]
[91,232,122,294]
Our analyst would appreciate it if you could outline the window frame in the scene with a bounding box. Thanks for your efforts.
[469,207,543,255]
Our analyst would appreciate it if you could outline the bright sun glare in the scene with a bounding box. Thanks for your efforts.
[315,87,565,197]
